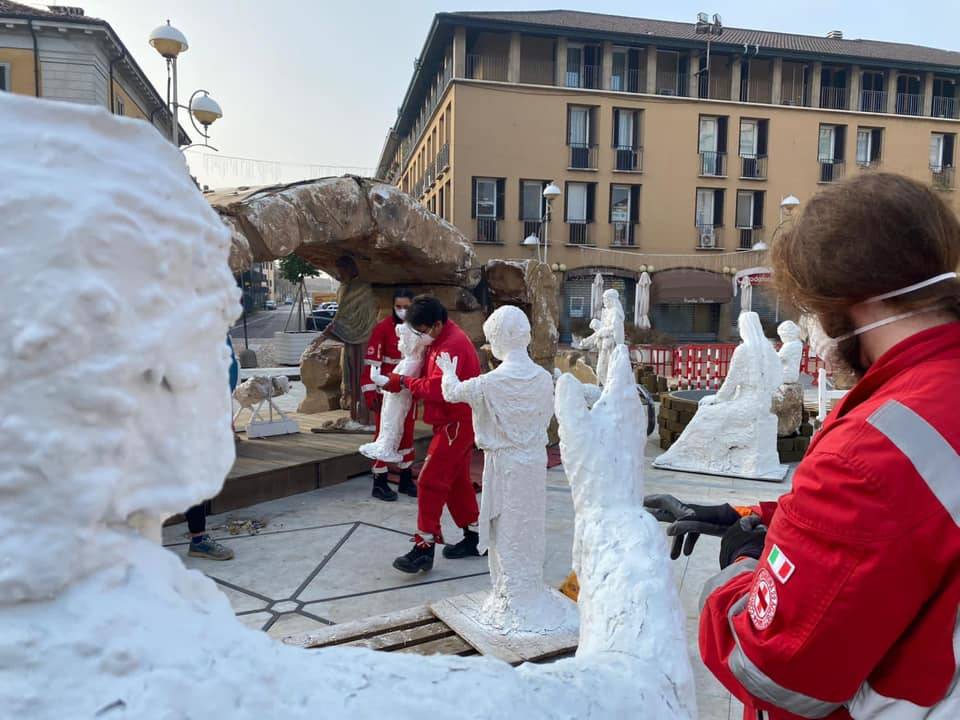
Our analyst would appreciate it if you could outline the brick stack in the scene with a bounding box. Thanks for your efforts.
[777,409,814,463]
[656,394,699,451]
[635,365,669,395]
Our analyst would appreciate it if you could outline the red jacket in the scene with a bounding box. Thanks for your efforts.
[361,316,403,406]
[700,321,960,720]
[404,321,480,427]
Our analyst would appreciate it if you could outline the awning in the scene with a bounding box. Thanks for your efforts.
[651,268,732,304]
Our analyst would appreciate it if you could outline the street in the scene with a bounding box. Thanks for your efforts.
[230,306,306,340]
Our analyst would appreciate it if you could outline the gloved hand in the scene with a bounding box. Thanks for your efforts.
[364,392,382,413]
[719,515,767,569]
[644,494,743,560]
[382,373,404,394]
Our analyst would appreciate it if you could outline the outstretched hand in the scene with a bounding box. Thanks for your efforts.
[643,494,742,560]
[436,352,458,378]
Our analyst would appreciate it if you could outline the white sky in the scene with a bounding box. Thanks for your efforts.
[75,0,957,189]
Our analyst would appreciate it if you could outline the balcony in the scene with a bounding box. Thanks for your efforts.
[896,93,923,116]
[436,143,450,173]
[819,160,846,183]
[655,70,686,97]
[614,145,643,172]
[565,64,601,90]
[518,61,556,86]
[610,68,644,93]
[476,217,500,243]
[424,158,436,187]
[695,224,722,250]
[569,143,598,170]
[738,228,761,250]
[568,221,590,245]
[932,96,959,119]
[740,154,768,180]
[698,74,730,101]
[860,90,887,113]
[742,79,773,104]
[932,166,955,191]
[466,54,508,82]
[522,220,543,241]
[820,86,848,110]
[611,221,636,247]
[699,151,727,177]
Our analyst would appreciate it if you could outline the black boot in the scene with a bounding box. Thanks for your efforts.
[372,474,397,502]
[397,468,417,497]
[442,527,481,559]
[392,536,435,573]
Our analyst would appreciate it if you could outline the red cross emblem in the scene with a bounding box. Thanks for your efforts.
[748,568,778,630]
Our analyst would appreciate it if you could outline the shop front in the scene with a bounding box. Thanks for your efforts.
[650,268,733,342]
[560,266,637,343]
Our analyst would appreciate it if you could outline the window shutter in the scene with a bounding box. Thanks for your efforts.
[608,184,614,223]
[563,182,570,222]
[871,128,882,161]
[612,109,620,148]
[717,117,728,153]
[713,189,724,226]
[566,106,571,145]
[835,126,846,161]
[758,120,768,156]
[589,107,597,146]
[630,185,641,224]
[945,134,956,167]
[541,181,548,219]
[628,48,640,74]
[471,177,477,219]
[633,111,641,148]
[586,184,595,223]
[753,192,764,228]
[496,179,505,220]
[518,181,524,221]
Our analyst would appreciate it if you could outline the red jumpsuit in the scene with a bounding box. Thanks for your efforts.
[362,316,417,475]
[388,321,481,541]
[700,321,960,719]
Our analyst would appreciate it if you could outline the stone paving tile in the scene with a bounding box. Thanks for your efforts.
[266,612,331,640]
[237,611,272,631]
[214,584,270,614]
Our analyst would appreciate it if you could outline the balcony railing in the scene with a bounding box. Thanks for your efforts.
[932,96,959,119]
[932,166,955,190]
[569,143,598,170]
[611,221,636,246]
[699,151,727,177]
[856,157,881,170]
[819,160,846,183]
[518,61,556,86]
[424,158,436,187]
[522,220,543,241]
[860,90,887,113]
[610,68,645,93]
[565,64,601,90]
[568,221,590,245]
[698,74,730,100]
[696,224,722,250]
[655,70,686,97]
[738,228,761,250]
[436,143,450,173]
[820,86,848,110]
[742,79,773,104]
[466,54,508,82]
[896,93,923,116]
[614,145,643,172]
[740,154,768,179]
[476,217,500,243]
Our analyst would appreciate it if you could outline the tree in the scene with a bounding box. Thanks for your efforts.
[279,255,320,283]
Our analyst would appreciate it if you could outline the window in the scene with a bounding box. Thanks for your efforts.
[613,108,642,171]
[115,96,125,116]
[856,127,883,167]
[566,44,601,89]
[818,124,846,182]
[609,47,642,92]
[699,115,728,176]
[930,133,955,171]
[472,177,505,243]
[739,119,768,178]
[520,179,548,239]
[861,71,885,112]
[696,188,724,249]
[735,190,764,250]
[609,184,641,246]
[0,63,9,92]
[565,182,595,245]
[568,105,596,169]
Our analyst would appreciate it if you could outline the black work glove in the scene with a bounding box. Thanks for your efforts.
[644,494,742,560]
[719,515,767,569]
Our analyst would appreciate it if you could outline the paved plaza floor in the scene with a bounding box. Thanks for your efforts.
[163,430,791,720]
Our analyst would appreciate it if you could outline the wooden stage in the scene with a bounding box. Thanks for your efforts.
[207,411,433,514]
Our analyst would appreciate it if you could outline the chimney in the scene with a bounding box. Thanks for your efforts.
[48,6,86,16]
[826,30,843,40]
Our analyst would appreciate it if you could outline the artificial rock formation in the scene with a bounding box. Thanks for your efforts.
[2,94,697,720]
[484,259,560,370]
[298,338,343,414]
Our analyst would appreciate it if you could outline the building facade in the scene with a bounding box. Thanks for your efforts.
[0,2,187,143]
[377,10,960,341]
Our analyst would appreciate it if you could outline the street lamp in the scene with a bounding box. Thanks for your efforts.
[523,233,543,263]
[762,194,802,251]
[694,12,724,97]
[542,182,561,266]
[149,20,223,151]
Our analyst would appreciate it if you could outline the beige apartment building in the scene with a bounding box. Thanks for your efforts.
[376,10,960,341]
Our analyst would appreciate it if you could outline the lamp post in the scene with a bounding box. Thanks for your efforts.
[764,194,801,250]
[694,12,724,96]
[542,182,561,266]
[148,20,223,151]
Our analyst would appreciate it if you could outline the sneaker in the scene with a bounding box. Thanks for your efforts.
[442,528,482,559]
[397,469,417,497]
[188,535,235,561]
[372,475,398,502]
[392,535,435,574]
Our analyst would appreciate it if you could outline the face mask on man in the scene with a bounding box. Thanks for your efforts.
[394,308,407,321]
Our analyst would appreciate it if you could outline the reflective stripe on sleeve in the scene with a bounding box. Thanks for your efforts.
[726,596,843,718]
[360,384,377,392]
[382,357,400,365]
[363,359,380,367]
[866,400,960,525]
[700,558,758,612]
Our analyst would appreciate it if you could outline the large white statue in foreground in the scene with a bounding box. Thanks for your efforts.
[578,288,625,385]
[437,306,576,634]
[0,94,694,719]
[654,312,787,480]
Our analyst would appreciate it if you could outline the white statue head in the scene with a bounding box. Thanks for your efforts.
[0,94,239,602]
[602,288,620,309]
[777,320,802,344]
[396,321,430,358]
[483,305,531,361]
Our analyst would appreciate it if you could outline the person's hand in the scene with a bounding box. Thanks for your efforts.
[436,352,458,379]
[382,373,403,393]
[589,319,601,331]
[371,369,389,387]
[643,494,743,560]
[719,515,767,569]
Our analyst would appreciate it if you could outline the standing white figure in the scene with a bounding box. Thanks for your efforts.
[654,312,787,480]
[579,288,625,386]
[776,320,804,384]
[772,320,805,436]
[359,324,428,463]
[436,306,576,633]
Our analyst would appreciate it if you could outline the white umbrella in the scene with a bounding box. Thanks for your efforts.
[635,271,652,330]
[590,272,604,320]
[740,277,754,313]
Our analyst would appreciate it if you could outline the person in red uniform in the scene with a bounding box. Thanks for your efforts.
[647,173,960,719]
[361,288,418,502]
[380,295,482,573]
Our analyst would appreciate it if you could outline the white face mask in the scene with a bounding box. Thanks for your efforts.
[394,308,407,321]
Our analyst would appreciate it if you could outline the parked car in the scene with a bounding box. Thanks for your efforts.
[283,296,293,305]
[265,300,277,310]
[306,307,336,332]
[319,302,338,312]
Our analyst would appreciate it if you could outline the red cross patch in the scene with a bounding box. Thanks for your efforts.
[748,568,779,631]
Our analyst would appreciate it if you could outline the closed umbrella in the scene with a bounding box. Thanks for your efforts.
[636,271,652,330]
[740,277,754,313]
[590,272,604,320]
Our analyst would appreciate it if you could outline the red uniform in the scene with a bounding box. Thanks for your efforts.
[362,316,416,474]
[390,321,480,540]
[700,322,960,719]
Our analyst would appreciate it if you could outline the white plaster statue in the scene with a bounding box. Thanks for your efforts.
[777,320,803,384]
[654,312,787,480]
[233,375,290,407]
[437,306,576,634]
[578,288,625,386]
[359,324,428,463]
[0,94,695,719]
[773,320,805,437]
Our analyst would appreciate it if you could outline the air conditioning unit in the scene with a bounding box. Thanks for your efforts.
[659,88,676,96]
[700,230,716,249]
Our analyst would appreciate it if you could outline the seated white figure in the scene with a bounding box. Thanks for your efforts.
[437,306,575,633]
[578,289,625,386]
[655,312,785,479]
[359,324,429,463]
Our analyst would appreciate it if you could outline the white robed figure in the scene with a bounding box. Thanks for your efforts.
[437,306,575,633]
[579,288,625,386]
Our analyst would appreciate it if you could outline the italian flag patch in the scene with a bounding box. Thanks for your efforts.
[767,545,795,583]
